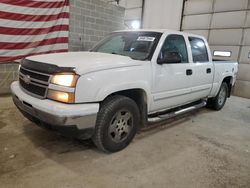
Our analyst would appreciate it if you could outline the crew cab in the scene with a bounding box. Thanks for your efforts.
[11,30,238,152]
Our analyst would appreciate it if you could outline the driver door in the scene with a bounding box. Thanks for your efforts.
[151,34,193,112]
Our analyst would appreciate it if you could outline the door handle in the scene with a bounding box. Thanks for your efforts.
[186,69,193,76]
[207,68,211,74]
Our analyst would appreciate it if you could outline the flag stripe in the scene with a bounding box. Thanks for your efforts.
[0,0,69,9]
[0,11,69,22]
[0,18,68,29]
[0,50,68,62]
[0,37,68,50]
[0,31,68,43]
[0,1,69,63]
[0,43,68,57]
[0,25,69,35]
[0,3,69,15]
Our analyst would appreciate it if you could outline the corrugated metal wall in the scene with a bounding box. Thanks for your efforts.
[143,0,183,30]
[120,0,143,28]
[105,0,184,30]
[182,0,250,98]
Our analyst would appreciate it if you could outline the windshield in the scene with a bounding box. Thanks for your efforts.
[92,32,162,60]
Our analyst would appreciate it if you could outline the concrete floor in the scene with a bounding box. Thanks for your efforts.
[0,96,250,188]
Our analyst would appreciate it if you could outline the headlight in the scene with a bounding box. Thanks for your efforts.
[47,90,75,103]
[51,73,79,87]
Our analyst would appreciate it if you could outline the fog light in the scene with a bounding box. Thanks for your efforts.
[47,90,75,103]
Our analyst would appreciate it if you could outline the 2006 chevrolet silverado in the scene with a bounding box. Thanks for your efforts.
[11,30,238,152]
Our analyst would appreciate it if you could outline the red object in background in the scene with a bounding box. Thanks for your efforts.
[0,0,69,63]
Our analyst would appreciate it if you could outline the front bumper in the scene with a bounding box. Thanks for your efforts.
[11,81,99,139]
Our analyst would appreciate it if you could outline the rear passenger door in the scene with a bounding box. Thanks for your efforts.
[188,37,213,100]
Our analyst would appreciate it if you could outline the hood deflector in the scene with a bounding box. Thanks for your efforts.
[21,59,75,74]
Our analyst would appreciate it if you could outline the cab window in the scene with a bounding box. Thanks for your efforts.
[158,34,189,63]
[188,37,209,63]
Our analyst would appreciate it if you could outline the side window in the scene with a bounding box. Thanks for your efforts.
[188,37,209,63]
[159,34,188,63]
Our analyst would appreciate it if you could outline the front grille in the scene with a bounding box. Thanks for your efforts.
[20,67,50,82]
[19,79,47,97]
[19,66,51,98]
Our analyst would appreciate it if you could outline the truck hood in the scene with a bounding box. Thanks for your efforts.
[26,52,144,75]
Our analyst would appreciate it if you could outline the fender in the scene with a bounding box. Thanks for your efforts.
[96,82,151,107]
[75,64,152,106]
[211,73,234,97]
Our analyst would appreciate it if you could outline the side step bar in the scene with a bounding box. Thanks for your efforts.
[148,100,207,123]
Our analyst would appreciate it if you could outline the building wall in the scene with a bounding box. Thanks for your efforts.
[0,0,125,95]
[120,0,143,29]
[143,0,183,30]
[105,0,184,30]
[104,0,143,29]
[69,0,125,51]
[0,63,19,94]
[182,0,250,98]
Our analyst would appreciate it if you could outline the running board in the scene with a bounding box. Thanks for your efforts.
[148,101,207,123]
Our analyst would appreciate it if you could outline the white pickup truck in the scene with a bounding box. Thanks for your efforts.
[11,30,238,152]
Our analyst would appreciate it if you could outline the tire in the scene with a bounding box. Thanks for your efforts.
[207,82,229,111]
[92,95,140,153]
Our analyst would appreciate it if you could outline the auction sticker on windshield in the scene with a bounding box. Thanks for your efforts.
[137,36,155,42]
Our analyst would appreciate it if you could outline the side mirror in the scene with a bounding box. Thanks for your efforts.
[157,52,182,64]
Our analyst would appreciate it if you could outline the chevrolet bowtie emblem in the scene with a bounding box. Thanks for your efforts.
[23,75,31,84]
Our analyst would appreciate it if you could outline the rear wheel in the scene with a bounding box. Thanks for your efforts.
[207,82,228,111]
[92,95,140,153]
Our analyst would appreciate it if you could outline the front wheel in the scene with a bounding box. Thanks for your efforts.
[92,95,140,153]
[207,82,229,111]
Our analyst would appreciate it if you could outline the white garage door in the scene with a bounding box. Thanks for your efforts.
[182,0,250,98]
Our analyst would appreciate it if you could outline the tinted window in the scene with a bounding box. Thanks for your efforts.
[158,35,188,63]
[189,37,209,62]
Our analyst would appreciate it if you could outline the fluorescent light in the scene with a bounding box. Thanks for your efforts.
[131,20,140,29]
[213,51,231,57]
[248,52,250,59]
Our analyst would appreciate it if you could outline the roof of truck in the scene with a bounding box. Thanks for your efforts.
[113,29,205,40]
[114,29,184,34]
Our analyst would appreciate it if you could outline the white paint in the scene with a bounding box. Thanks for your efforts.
[20,30,238,112]
[11,81,99,117]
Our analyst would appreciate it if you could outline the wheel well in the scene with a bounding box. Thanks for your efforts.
[222,76,233,97]
[105,89,148,127]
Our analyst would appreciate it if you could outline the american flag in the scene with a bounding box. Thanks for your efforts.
[0,0,69,63]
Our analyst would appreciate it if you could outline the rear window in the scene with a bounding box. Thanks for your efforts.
[188,37,209,63]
